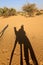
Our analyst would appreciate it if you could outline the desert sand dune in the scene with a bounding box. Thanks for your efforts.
[0,15,43,65]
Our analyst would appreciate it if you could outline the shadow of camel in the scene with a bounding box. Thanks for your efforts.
[9,25,38,65]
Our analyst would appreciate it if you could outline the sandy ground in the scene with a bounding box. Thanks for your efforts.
[0,15,43,65]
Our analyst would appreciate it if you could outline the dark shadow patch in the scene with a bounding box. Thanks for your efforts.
[9,25,38,65]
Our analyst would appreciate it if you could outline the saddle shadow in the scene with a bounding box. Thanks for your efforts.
[9,25,38,65]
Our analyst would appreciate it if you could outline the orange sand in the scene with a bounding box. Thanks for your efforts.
[0,15,43,65]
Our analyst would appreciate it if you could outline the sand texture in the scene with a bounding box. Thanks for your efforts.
[0,15,43,65]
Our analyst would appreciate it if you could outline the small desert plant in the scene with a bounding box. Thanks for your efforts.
[2,7,17,17]
[17,11,24,16]
[36,10,43,15]
[9,8,17,16]
[0,8,3,16]
[22,3,37,17]
[3,7,10,17]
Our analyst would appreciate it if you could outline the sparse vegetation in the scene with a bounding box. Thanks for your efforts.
[22,3,38,16]
[0,4,43,17]
[3,7,10,17]
[0,7,17,17]
[9,8,17,16]
[36,10,43,15]
[0,8,3,16]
